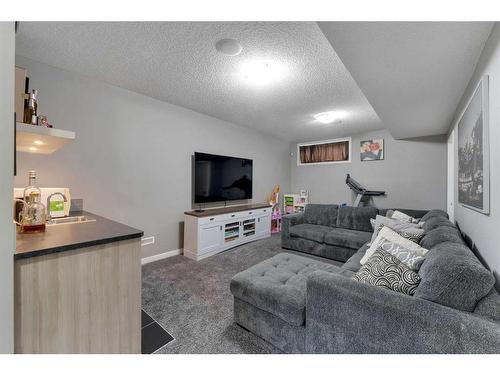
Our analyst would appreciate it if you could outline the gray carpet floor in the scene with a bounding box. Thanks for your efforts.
[141,234,341,354]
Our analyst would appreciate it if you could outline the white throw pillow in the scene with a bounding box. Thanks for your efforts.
[392,210,425,227]
[391,210,413,223]
[360,226,428,265]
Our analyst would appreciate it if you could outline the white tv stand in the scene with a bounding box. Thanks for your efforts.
[183,203,272,261]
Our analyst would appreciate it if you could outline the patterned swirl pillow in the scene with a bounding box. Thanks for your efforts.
[353,248,421,296]
[376,239,426,271]
[361,226,428,266]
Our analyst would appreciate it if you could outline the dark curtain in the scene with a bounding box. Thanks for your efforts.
[299,141,349,164]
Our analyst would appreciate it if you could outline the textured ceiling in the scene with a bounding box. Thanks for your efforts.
[16,22,383,142]
[319,22,493,139]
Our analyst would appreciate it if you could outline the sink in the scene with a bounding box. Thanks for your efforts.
[46,215,96,226]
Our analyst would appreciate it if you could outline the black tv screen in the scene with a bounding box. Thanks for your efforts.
[194,152,253,203]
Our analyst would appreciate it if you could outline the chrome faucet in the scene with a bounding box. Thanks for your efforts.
[47,192,68,220]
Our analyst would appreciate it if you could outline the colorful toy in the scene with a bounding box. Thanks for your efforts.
[268,185,282,234]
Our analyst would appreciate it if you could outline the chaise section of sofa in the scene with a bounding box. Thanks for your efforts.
[230,252,354,353]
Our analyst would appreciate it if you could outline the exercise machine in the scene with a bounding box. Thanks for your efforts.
[345,174,385,207]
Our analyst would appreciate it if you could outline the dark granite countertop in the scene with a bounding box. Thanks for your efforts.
[15,211,143,260]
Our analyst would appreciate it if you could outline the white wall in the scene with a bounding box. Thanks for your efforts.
[0,22,15,353]
[449,23,500,288]
[15,56,290,258]
[290,129,447,210]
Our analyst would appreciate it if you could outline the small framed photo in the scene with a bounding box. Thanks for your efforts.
[360,139,384,161]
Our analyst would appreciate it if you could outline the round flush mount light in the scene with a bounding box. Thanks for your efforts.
[314,111,347,124]
[240,60,286,86]
[215,38,243,56]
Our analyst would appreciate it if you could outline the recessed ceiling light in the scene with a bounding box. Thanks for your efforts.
[215,38,243,56]
[33,140,44,145]
[314,111,347,124]
[28,146,38,152]
[240,60,286,86]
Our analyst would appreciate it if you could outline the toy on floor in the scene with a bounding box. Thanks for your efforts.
[268,185,282,234]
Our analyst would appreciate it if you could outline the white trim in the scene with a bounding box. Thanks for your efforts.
[297,137,351,166]
[141,248,183,265]
[447,129,455,222]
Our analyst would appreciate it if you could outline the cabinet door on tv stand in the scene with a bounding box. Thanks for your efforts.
[199,223,223,255]
[256,215,271,236]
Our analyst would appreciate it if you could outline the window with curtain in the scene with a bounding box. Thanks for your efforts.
[297,138,351,165]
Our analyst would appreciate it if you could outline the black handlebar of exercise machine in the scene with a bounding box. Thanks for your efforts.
[345,174,385,206]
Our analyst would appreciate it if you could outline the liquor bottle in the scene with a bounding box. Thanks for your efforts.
[16,170,46,233]
[23,89,38,125]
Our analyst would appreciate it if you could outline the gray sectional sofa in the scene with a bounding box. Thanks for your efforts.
[230,205,500,353]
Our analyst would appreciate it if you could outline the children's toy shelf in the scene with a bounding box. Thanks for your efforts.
[283,191,309,215]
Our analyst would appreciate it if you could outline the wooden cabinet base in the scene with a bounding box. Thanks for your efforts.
[14,239,141,354]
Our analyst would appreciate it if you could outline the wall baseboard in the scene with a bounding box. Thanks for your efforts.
[141,248,183,265]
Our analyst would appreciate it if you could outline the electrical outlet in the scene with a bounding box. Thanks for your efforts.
[141,236,155,247]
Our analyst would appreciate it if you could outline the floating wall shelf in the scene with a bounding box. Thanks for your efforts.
[16,122,75,155]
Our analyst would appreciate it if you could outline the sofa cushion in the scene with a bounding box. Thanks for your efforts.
[419,226,464,249]
[336,206,378,232]
[230,253,342,326]
[289,224,332,243]
[282,237,357,262]
[353,248,421,296]
[414,242,495,312]
[303,204,338,227]
[421,209,449,221]
[341,244,369,273]
[324,228,372,250]
[474,289,500,324]
[422,216,455,232]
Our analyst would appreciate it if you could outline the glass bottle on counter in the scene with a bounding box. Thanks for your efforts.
[15,170,46,233]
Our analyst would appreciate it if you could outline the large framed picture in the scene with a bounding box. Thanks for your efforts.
[457,75,490,214]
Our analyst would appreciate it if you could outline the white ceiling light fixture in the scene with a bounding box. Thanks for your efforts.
[314,110,347,124]
[215,38,243,56]
[240,60,286,86]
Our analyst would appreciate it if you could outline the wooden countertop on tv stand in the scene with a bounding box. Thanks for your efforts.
[185,203,272,217]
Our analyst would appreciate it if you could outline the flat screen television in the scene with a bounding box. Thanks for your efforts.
[194,152,253,204]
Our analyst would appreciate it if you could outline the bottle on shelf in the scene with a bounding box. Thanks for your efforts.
[14,170,47,233]
[23,89,38,125]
